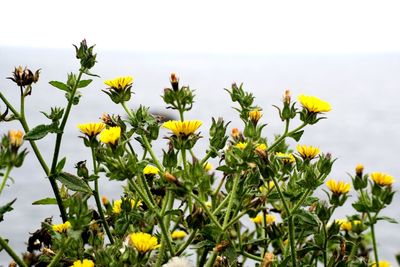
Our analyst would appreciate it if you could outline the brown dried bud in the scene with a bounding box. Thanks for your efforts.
[215,240,230,252]
[8,261,17,267]
[164,172,177,183]
[261,252,274,267]
[8,66,40,87]
[255,147,268,161]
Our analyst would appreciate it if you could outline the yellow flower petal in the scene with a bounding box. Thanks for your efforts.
[129,232,159,253]
[99,126,121,145]
[104,76,133,91]
[78,122,106,137]
[298,95,331,113]
[162,120,202,137]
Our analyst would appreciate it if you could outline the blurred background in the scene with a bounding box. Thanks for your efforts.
[1,0,400,265]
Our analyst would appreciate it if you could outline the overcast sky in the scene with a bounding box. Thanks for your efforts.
[1,0,400,54]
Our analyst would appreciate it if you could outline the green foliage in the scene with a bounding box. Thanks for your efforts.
[0,41,397,267]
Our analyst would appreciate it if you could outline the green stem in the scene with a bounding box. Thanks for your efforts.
[128,178,175,256]
[267,121,307,152]
[155,238,166,267]
[90,145,114,244]
[47,246,64,267]
[222,210,247,231]
[140,175,157,207]
[368,212,379,265]
[204,173,241,267]
[288,216,297,267]
[291,188,312,214]
[49,70,85,221]
[191,193,223,231]
[0,91,51,175]
[175,229,198,256]
[141,134,164,173]
[322,222,328,267]
[0,165,12,195]
[270,174,297,267]
[241,250,263,262]
[200,150,213,167]
[0,236,27,267]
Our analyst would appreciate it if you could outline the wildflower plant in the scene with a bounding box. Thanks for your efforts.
[0,41,398,267]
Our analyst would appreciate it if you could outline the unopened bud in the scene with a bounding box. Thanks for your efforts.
[170,73,179,91]
[249,109,262,124]
[8,130,24,149]
[284,90,291,104]
[101,196,109,205]
[9,261,17,267]
[355,164,364,177]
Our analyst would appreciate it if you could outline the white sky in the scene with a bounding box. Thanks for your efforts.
[1,0,400,54]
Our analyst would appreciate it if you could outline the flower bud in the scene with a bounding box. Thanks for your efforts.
[284,90,291,104]
[355,164,364,177]
[249,109,262,125]
[170,73,179,91]
[8,130,23,149]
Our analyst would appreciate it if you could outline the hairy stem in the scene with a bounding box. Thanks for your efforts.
[0,236,27,267]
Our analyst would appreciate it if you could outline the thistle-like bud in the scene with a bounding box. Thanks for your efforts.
[75,160,89,179]
[8,66,40,87]
[73,39,97,70]
[170,73,179,91]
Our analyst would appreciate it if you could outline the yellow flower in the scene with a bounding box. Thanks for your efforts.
[77,122,106,137]
[205,201,212,208]
[251,214,276,225]
[112,199,141,214]
[171,230,187,240]
[276,152,295,164]
[251,214,263,224]
[143,165,159,176]
[370,172,395,186]
[52,221,71,233]
[297,95,331,113]
[326,179,351,195]
[335,219,361,232]
[249,109,262,123]
[296,145,320,160]
[256,143,267,151]
[235,142,247,150]
[104,76,133,91]
[8,130,24,148]
[203,162,213,171]
[371,261,391,267]
[259,181,275,193]
[129,232,159,254]
[99,126,121,145]
[162,120,202,137]
[71,259,95,267]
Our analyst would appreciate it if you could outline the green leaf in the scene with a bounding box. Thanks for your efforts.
[376,216,398,224]
[56,157,66,173]
[49,81,70,91]
[0,198,16,222]
[289,130,304,142]
[55,172,92,193]
[24,123,61,141]
[32,198,57,205]
[77,79,92,88]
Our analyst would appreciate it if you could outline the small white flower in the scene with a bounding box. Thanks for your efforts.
[162,256,193,267]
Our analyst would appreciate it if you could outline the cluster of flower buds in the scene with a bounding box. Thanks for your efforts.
[162,73,195,114]
[73,39,97,70]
